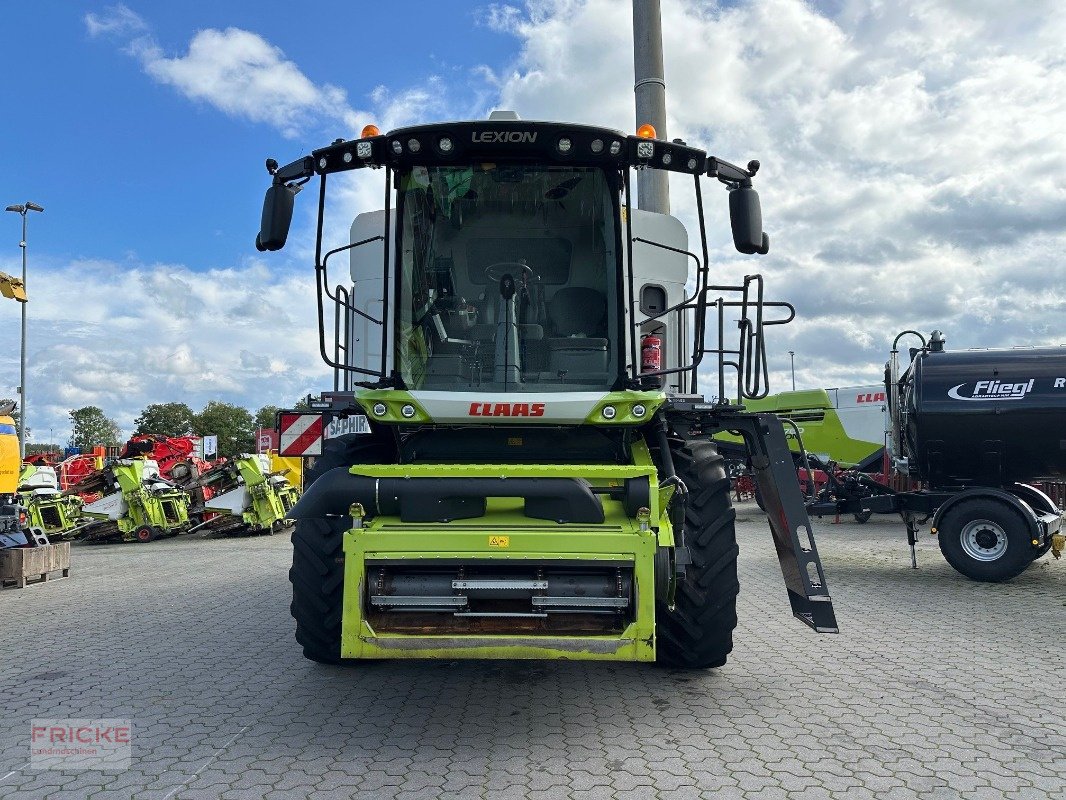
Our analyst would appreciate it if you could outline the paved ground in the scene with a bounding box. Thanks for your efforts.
[1,501,1063,800]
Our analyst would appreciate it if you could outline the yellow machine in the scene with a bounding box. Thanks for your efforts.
[1,401,34,547]
[268,450,303,490]
[0,403,19,495]
[0,272,28,303]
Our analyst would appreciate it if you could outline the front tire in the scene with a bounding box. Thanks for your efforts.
[655,440,739,669]
[937,498,1033,582]
[288,428,394,664]
[290,516,349,664]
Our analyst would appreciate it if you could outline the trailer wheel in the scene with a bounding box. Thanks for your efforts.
[937,498,1033,582]
[134,524,158,543]
[655,440,739,669]
[289,516,350,664]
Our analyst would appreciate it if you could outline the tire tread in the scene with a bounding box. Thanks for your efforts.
[656,439,740,669]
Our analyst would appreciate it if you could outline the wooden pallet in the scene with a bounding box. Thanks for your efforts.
[0,542,71,588]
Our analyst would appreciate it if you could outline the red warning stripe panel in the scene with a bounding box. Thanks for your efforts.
[279,413,324,457]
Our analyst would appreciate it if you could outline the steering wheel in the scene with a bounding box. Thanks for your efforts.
[484,261,538,283]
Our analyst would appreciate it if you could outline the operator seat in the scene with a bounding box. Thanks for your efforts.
[546,287,608,377]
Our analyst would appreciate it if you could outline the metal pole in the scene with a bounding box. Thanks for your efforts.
[789,350,795,390]
[633,0,670,214]
[19,212,27,459]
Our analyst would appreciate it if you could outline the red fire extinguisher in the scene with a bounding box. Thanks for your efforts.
[641,334,662,373]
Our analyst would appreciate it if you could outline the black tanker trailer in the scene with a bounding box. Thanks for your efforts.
[808,330,1064,582]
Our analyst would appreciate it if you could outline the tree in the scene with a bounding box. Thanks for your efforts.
[134,402,195,437]
[25,443,61,457]
[69,406,120,450]
[193,401,254,458]
[254,405,280,431]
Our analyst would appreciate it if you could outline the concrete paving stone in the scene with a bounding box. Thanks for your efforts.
[613,787,663,800]
[428,788,484,800]
[1006,789,1062,800]
[569,770,615,790]
[570,788,616,800]
[1,504,1062,800]
[697,787,745,800]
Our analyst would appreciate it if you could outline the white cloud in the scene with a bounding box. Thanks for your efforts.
[61,0,1066,426]
[84,4,147,38]
[127,27,361,138]
[89,15,477,141]
[0,257,329,445]
[483,0,1066,393]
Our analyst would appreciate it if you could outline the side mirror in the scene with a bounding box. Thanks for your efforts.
[728,185,770,255]
[255,183,296,252]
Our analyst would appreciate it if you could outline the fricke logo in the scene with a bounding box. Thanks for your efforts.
[948,379,1034,401]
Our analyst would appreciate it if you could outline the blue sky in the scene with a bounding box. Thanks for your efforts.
[1,1,1064,445]
[1,2,512,271]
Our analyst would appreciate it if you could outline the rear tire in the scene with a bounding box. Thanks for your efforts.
[938,498,1033,582]
[655,439,739,669]
[290,516,350,664]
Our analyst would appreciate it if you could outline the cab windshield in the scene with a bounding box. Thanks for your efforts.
[396,164,619,392]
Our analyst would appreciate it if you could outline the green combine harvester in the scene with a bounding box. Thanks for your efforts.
[717,384,888,471]
[255,114,837,667]
[79,459,192,543]
[195,454,300,534]
[17,464,84,540]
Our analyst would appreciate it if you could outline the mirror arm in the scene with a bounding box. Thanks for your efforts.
[271,156,316,184]
[708,156,754,184]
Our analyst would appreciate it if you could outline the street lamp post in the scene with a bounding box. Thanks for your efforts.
[788,350,796,391]
[5,201,44,459]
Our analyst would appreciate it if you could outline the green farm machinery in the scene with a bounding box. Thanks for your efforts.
[79,458,192,543]
[256,115,837,667]
[17,464,85,540]
[194,454,300,534]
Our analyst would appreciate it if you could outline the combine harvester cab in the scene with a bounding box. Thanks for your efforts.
[196,454,299,534]
[256,115,837,667]
[81,459,192,543]
[17,464,84,540]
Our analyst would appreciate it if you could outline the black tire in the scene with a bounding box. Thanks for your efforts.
[655,439,739,669]
[753,484,766,512]
[134,524,158,543]
[288,429,394,665]
[290,516,350,664]
[937,498,1034,582]
[853,509,873,524]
